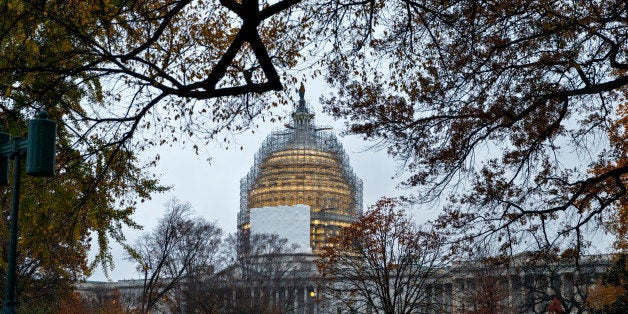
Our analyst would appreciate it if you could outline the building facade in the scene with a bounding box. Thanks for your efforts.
[77,253,612,313]
[422,253,612,314]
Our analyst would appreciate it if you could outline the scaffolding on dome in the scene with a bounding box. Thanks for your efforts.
[238,86,363,253]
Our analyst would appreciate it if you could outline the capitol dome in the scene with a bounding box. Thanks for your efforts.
[238,85,363,253]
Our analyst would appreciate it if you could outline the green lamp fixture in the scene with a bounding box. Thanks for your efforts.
[0,109,56,313]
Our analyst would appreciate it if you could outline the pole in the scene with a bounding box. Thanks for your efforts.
[2,138,24,314]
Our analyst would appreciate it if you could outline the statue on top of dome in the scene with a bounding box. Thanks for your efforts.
[296,82,308,114]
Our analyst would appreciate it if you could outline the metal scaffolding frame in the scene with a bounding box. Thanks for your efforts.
[239,88,363,253]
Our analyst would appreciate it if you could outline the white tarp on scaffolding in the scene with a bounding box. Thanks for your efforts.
[250,204,311,254]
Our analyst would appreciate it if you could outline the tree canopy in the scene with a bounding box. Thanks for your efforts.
[2,0,626,301]
[0,0,309,302]
[1,0,310,153]
[316,0,628,255]
[587,254,628,313]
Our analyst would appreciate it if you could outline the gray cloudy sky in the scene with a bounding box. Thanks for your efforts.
[89,81,405,281]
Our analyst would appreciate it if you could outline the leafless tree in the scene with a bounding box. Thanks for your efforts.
[128,198,222,313]
[316,198,446,314]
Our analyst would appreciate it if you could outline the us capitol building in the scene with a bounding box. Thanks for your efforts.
[78,86,613,314]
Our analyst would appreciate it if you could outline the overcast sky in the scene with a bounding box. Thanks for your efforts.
[89,80,407,281]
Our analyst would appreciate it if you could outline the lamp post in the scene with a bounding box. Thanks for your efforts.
[0,110,56,313]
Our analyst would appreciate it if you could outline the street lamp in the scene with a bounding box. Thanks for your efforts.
[0,110,56,313]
